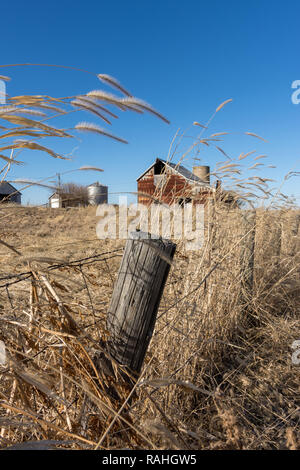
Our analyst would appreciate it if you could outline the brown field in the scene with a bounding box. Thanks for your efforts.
[0,203,299,450]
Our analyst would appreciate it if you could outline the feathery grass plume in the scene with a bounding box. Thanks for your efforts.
[71,99,112,125]
[216,98,233,112]
[9,95,54,106]
[120,97,170,123]
[118,99,144,114]
[9,179,58,190]
[284,170,300,180]
[253,176,275,183]
[238,150,256,160]
[198,139,209,146]
[246,181,272,193]
[9,95,44,104]
[13,108,47,117]
[245,131,267,142]
[0,129,54,140]
[253,155,267,161]
[0,106,19,114]
[0,69,170,216]
[216,162,241,171]
[248,162,264,170]
[193,122,207,128]
[0,70,169,169]
[248,177,269,188]
[75,122,128,144]
[86,90,127,110]
[28,103,67,114]
[217,168,241,175]
[76,96,119,119]
[0,140,69,159]
[79,166,104,172]
[0,114,71,137]
[210,132,229,137]
[8,96,67,114]
[215,146,229,157]
[0,106,19,117]
[97,74,132,97]
[0,154,23,165]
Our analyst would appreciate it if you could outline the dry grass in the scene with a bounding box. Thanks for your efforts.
[0,201,299,450]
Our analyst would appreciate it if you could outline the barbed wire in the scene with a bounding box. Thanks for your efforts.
[0,247,124,289]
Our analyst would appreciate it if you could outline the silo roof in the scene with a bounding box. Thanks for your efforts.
[87,182,108,188]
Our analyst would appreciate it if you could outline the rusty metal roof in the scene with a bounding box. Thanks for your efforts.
[136,158,211,187]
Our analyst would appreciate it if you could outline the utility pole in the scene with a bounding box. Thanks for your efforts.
[56,173,61,192]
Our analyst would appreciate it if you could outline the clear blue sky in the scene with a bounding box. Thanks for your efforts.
[1,0,300,205]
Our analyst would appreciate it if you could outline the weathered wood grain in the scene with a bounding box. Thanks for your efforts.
[106,231,176,373]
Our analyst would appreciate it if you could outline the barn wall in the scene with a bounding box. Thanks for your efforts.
[50,197,61,208]
[0,193,21,204]
[137,170,212,206]
[12,193,21,204]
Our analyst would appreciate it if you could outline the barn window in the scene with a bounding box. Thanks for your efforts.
[153,160,167,188]
[154,160,165,175]
[178,198,192,206]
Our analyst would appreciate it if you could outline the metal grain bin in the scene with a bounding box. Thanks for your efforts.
[87,182,108,205]
[192,165,210,184]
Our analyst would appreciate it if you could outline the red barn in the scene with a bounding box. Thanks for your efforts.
[137,158,214,206]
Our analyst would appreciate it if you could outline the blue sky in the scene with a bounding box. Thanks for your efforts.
[1,0,300,205]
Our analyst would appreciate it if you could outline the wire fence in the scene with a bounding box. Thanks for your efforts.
[0,248,125,347]
[0,248,123,289]
[0,209,299,449]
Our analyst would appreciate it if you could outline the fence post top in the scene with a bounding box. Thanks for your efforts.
[129,230,175,244]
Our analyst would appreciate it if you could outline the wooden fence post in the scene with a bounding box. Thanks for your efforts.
[106,231,176,375]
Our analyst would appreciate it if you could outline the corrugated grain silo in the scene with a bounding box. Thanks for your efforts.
[87,182,108,205]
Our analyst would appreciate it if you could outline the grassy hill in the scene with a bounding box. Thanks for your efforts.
[0,204,299,449]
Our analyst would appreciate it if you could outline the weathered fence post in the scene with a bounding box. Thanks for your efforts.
[106,231,176,375]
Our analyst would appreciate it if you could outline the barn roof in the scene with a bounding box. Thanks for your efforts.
[0,181,21,195]
[48,192,60,199]
[136,158,211,187]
